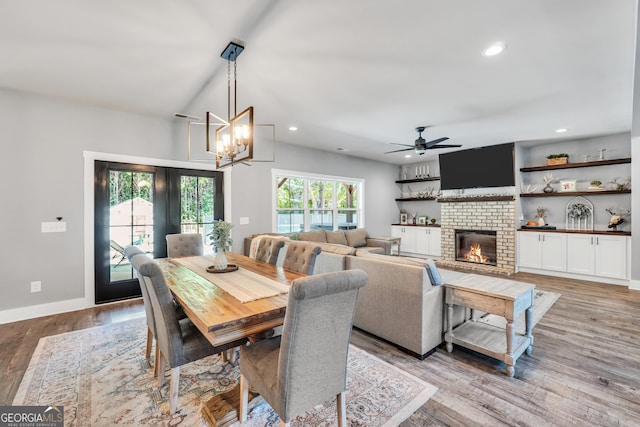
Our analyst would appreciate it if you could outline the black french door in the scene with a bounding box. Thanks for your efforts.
[94,161,223,304]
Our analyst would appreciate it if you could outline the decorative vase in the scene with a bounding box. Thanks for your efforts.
[537,217,545,226]
[213,248,228,270]
[543,183,554,193]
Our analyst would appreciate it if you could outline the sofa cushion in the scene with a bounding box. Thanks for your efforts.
[298,230,327,243]
[325,230,348,246]
[425,259,443,286]
[355,250,427,265]
[318,243,357,255]
[344,229,368,247]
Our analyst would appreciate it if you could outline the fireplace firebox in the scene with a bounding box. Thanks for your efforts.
[455,229,497,266]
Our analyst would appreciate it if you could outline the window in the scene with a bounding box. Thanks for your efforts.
[179,175,216,253]
[274,170,363,233]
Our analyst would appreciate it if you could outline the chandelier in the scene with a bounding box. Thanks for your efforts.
[177,40,276,168]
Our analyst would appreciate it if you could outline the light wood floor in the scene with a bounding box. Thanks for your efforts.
[1,273,639,426]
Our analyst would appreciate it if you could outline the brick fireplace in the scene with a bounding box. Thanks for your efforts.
[439,196,516,275]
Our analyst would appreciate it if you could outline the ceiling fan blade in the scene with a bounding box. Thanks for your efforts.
[389,143,415,147]
[384,147,414,154]
[424,137,450,148]
[428,144,462,149]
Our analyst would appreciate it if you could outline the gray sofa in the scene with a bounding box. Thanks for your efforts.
[262,238,467,359]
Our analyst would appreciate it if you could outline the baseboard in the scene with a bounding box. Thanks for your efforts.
[0,297,93,325]
[517,267,630,287]
[630,279,640,291]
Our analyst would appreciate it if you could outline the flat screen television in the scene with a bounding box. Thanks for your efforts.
[439,142,515,190]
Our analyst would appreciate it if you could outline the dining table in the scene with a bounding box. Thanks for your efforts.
[155,252,305,425]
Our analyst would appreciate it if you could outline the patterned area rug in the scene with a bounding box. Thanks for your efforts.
[476,289,560,333]
[14,319,437,426]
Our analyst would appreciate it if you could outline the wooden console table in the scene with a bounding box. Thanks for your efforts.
[444,274,535,377]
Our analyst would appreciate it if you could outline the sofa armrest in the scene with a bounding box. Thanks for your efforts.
[364,238,393,255]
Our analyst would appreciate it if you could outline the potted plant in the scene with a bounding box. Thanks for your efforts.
[589,180,603,191]
[209,220,233,270]
[546,153,569,166]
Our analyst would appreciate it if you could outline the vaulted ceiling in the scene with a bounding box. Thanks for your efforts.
[0,1,635,164]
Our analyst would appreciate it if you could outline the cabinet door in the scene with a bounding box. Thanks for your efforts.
[391,226,403,240]
[415,228,429,254]
[566,234,594,275]
[594,235,627,279]
[428,228,442,257]
[518,232,542,268]
[402,227,417,253]
[540,233,566,272]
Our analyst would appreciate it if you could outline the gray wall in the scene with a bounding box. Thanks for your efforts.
[223,142,399,254]
[0,88,176,311]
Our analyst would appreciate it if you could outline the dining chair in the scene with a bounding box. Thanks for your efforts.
[281,241,322,274]
[165,233,204,257]
[252,236,286,265]
[239,269,368,426]
[130,253,247,414]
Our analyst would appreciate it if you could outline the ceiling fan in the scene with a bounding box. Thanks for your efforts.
[385,126,461,155]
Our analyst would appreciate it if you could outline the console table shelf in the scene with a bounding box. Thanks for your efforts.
[520,157,631,172]
[520,189,630,197]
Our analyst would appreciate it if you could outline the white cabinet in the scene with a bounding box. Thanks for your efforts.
[415,227,441,256]
[567,233,628,279]
[517,232,566,272]
[391,226,441,256]
[391,226,416,254]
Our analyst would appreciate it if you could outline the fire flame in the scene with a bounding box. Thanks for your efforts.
[464,243,489,263]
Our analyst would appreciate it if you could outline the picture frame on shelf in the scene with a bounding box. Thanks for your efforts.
[559,180,577,192]
[417,215,427,225]
[400,213,408,225]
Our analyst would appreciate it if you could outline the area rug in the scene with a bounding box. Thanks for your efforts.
[475,289,560,333]
[13,319,437,426]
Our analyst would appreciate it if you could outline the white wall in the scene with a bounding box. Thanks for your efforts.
[0,88,177,315]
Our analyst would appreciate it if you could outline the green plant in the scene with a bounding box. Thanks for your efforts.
[546,153,569,159]
[590,180,602,186]
[209,220,233,250]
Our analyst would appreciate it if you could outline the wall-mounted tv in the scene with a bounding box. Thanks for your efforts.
[439,142,515,190]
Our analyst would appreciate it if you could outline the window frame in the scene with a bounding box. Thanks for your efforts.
[272,169,364,233]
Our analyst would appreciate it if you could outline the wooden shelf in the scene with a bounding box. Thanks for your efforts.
[438,195,515,203]
[520,157,631,172]
[395,176,440,184]
[395,197,437,202]
[520,189,631,197]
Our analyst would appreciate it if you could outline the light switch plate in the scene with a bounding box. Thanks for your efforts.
[41,221,67,233]
[239,217,249,225]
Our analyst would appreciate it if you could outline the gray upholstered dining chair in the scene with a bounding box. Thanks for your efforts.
[165,233,204,257]
[130,253,247,414]
[281,241,321,274]
[239,269,368,426]
[252,236,286,265]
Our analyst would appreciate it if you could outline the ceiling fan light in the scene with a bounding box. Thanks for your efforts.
[482,42,507,57]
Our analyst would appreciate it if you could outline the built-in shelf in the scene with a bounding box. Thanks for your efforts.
[520,157,631,172]
[395,197,437,202]
[395,176,440,184]
[520,189,631,198]
[438,195,515,203]
[518,228,630,236]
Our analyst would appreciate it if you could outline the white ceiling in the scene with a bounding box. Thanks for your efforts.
[0,1,635,164]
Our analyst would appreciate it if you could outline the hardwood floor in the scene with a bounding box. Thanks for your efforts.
[1,273,639,426]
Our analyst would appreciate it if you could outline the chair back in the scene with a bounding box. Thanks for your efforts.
[130,254,186,367]
[281,241,321,274]
[124,246,155,336]
[276,269,368,420]
[253,236,286,264]
[166,233,204,257]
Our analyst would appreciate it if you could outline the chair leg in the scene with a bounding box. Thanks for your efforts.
[153,345,160,377]
[145,328,153,360]
[280,420,290,427]
[169,367,180,415]
[337,391,346,427]
[221,350,228,363]
[239,374,249,422]
[157,352,166,388]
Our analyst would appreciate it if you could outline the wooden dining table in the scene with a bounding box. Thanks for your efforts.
[156,252,306,347]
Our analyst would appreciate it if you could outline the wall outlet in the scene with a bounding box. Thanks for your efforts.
[30,281,41,293]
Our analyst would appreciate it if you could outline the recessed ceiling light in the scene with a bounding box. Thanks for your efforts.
[404,154,411,158]
[555,128,569,133]
[288,126,298,131]
[482,42,507,57]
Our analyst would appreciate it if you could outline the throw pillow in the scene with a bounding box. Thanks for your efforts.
[425,259,443,286]
[298,230,327,243]
[344,229,368,247]
[325,230,348,246]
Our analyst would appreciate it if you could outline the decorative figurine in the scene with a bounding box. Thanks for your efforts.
[605,208,630,232]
